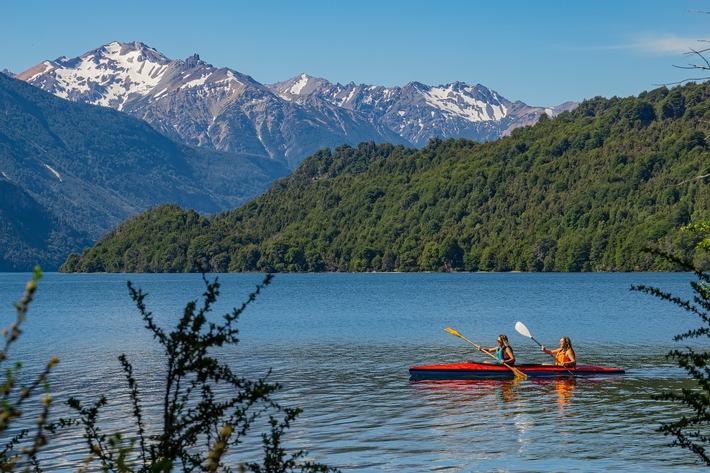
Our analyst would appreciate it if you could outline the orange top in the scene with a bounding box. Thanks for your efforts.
[556,350,572,366]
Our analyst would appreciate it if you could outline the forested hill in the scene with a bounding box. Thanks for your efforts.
[62,82,710,273]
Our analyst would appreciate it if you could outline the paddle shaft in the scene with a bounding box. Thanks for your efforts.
[457,334,499,362]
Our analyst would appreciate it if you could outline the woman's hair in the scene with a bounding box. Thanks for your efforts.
[498,334,510,347]
[561,336,573,350]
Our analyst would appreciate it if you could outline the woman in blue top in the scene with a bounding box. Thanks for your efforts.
[480,334,516,365]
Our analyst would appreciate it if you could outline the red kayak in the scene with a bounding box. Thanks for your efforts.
[409,361,625,380]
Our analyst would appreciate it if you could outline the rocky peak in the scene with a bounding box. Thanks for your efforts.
[185,53,205,68]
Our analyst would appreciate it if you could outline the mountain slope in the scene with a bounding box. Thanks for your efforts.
[16,42,406,169]
[17,42,574,168]
[0,179,91,271]
[62,82,710,273]
[0,72,288,270]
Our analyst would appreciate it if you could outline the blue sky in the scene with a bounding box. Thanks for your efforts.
[3,0,710,106]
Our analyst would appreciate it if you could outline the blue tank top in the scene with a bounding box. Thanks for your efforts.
[495,346,512,363]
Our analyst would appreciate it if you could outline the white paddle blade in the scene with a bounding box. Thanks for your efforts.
[515,321,532,338]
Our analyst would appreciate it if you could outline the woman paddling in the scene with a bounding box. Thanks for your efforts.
[541,336,576,368]
[479,334,516,365]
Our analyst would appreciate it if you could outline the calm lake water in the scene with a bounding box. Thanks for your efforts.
[0,272,706,472]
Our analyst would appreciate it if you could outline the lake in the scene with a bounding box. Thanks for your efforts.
[0,272,706,472]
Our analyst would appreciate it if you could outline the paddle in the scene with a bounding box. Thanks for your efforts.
[444,327,527,380]
[514,321,577,378]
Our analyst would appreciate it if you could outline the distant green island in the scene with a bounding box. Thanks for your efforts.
[62,82,710,273]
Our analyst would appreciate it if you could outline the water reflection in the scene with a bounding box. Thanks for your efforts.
[409,378,522,403]
[499,379,518,403]
[555,378,576,406]
[410,377,582,408]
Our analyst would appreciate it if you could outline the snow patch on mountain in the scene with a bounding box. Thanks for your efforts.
[289,74,310,95]
[181,72,211,90]
[21,62,54,82]
[43,164,62,182]
[218,71,244,88]
[153,87,169,99]
[421,84,507,121]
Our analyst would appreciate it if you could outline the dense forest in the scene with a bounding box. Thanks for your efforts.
[61,82,710,273]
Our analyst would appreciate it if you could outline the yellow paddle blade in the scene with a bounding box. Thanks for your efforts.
[510,366,528,380]
[444,327,462,338]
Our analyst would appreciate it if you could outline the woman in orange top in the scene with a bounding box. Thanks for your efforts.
[541,336,576,368]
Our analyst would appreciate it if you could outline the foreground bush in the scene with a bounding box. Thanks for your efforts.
[633,226,710,465]
[0,271,337,472]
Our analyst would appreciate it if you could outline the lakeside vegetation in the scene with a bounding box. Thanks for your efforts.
[62,82,710,273]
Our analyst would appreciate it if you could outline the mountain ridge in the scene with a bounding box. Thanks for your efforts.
[16,41,576,168]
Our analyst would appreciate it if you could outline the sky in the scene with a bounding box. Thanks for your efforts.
[3,0,710,106]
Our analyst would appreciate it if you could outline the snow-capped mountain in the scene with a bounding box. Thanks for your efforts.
[16,42,576,168]
[18,41,173,109]
[16,42,405,169]
[269,74,577,146]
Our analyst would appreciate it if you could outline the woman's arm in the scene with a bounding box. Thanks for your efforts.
[541,346,559,355]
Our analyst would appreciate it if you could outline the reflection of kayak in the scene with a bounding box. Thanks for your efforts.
[409,362,625,380]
